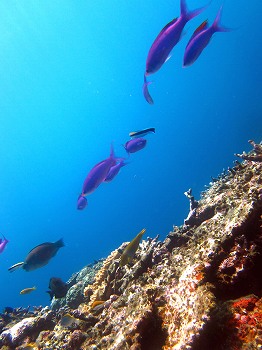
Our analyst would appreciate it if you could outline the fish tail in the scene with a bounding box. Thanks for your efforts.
[122,145,131,158]
[143,75,154,105]
[1,233,8,242]
[110,143,115,159]
[180,0,188,18]
[55,238,64,248]
[122,144,130,157]
[121,160,129,167]
[213,6,230,32]
[181,0,209,21]
[8,262,24,272]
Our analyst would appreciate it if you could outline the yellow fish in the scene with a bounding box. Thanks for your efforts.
[91,300,105,309]
[120,228,146,267]
[20,286,37,295]
[90,300,105,313]
[23,343,37,349]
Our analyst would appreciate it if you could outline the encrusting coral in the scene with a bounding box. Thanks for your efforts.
[0,140,261,349]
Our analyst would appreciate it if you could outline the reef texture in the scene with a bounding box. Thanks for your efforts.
[50,260,104,310]
[0,140,262,350]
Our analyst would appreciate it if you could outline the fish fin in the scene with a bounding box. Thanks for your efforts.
[156,18,178,39]
[55,238,64,248]
[180,0,188,18]
[164,54,172,63]
[27,242,53,254]
[0,233,8,242]
[121,160,129,167]
[186,20,209,48]
[142,76,154,105]
[8,262,24,272]
[212,6,231,32]
[194,20,209,35]
[181,0,210,21]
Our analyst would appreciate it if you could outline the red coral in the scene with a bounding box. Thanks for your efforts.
[216,235,259,286]
[226,295,262,346]
[232,295,258,312]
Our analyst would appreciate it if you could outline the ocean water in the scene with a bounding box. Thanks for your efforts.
[0,0,261,311]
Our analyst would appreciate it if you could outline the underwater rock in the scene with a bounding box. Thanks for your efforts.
[0,307,55,348]
[0,142,262,349]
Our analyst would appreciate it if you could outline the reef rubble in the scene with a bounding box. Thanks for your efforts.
[0,140,262,350]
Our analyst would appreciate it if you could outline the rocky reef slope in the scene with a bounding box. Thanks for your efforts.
[0,141,262,350]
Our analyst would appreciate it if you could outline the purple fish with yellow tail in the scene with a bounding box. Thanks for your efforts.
[124,137,147,154]
[183,6,229,67]
[104,160,128,183]
[81,145,117,196]
[0,234,9,254]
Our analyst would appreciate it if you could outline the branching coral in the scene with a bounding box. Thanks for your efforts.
[235,140,262,162]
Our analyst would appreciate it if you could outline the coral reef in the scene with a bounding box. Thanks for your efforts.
[235,139,262,162]
[0,141,261,349]
[51,260,104,310]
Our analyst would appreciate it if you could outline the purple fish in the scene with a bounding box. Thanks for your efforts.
[81,145,117,196]
[104,160,128,183]
[124,138,147,154]
[183,6,229,67]
[145,0,205,76]
[77,194,87,210]
[0,235,9,254]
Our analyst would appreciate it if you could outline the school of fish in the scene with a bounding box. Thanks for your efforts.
[0,0,232,303]
[143,0,230,104]
[77,128,155,210]
[2,128,154,297]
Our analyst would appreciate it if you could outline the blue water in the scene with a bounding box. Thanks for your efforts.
[0,0,261,311]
